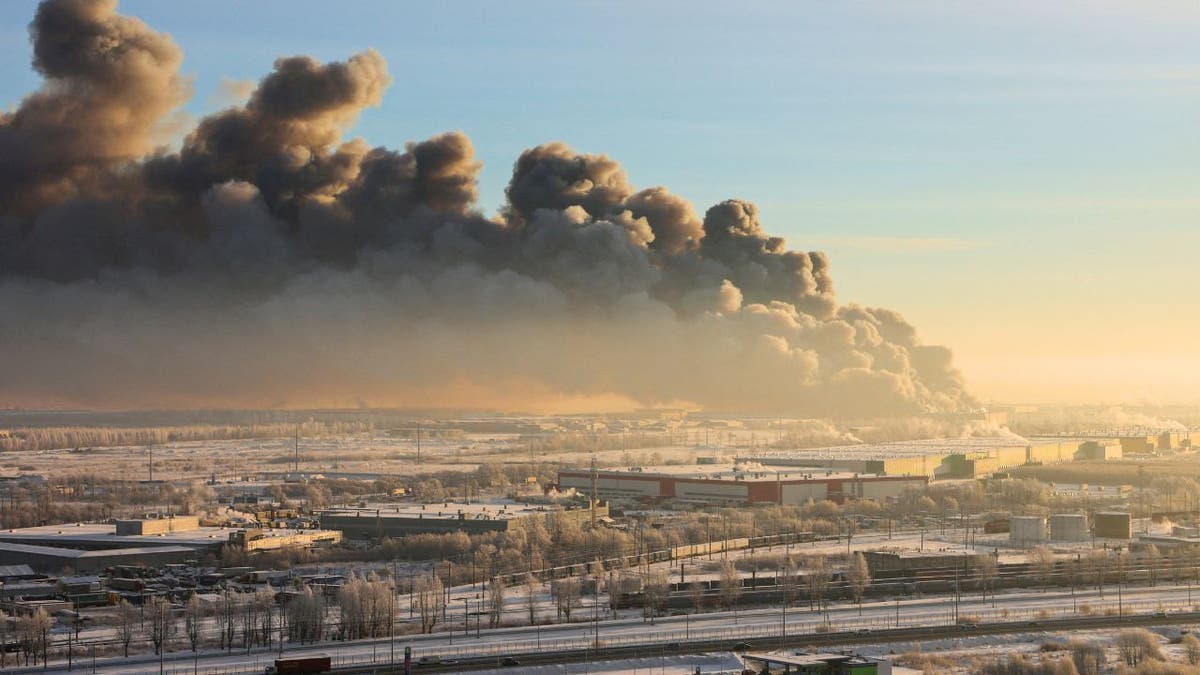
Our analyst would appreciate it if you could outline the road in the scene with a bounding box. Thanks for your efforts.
[21,579,1200,674]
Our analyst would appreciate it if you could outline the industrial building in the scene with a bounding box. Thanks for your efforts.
[861,550,977,575]
[555,463,927,506]
[749,436,1089,480]
[1073,441,1123,461]
[115,515,200,535]
[319,500,604,539]
[0,518,341,555]
[1116,431,1190,455]
[0,541,195,574]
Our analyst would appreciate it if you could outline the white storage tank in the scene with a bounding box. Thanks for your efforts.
[1050,513,1088,541]
[1010,516,1048,545]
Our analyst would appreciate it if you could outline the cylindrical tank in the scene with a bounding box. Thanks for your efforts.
[1094,512,1132,539]
[1050,513,1088,541]
[1010,516,1047,545]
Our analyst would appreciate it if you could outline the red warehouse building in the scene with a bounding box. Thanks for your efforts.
[556,463,926,506]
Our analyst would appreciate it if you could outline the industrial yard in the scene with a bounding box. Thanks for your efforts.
[0,407,1196,674]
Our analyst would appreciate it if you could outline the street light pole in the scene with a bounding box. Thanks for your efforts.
[1117,550,1123,617]
[461,598,470,640]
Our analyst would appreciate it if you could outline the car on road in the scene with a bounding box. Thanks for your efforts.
[416,656,441,666]
[732,642,752,652]
[855,628,872,635]
[1154,610,1168,617]
[500,656,520,667]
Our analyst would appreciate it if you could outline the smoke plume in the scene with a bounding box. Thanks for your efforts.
[0,0,975,415]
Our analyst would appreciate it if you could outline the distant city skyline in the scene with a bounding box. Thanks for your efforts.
[2,1,1197,407]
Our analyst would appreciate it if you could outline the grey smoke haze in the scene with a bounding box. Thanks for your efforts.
[0,0,975,414]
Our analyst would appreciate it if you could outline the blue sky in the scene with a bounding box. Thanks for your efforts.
[2,0,1198,402]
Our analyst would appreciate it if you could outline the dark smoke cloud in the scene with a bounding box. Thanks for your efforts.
[0,0,975,416]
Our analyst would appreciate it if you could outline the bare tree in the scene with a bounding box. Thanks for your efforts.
[803,555,830,612]
[1069,639,1105,675]
[286,587,325,644]
[413,573,446,634]
[487,576,505,628]
[847,552,871,614]
[607,571,623,616]
[17,609,51,666]
[184,595,205,652]
[1085,549,1108,596]
[524,573,540,625]
[643,568,670,624]
[0,609,7,668]
[1182,633,1200,666]
[115,600,139,658]
[975,553,997,605]
[553,576,582,622]
[254,587,277,647]
[1142,544,1162,587]
[1029,547,1056,592]
[688,581,706,613]
[779,555,801,609]
[216,589,241,652]
[148,596,178,655]
[1115,628,1161,666]
[718,559,742,613]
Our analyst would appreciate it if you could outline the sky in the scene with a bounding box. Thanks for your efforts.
[1,0,1197,406]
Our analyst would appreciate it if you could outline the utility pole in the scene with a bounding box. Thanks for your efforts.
[416,422,422,465]
[147,445,153,482]
[953,562,960,624]
[590,455,598,528]
[293,423,300,474]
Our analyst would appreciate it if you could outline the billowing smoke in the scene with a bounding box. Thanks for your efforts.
[0,0,975,415]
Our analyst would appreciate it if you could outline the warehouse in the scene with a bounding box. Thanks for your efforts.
[556,463,926,506]
[751,436,1086,479]
[0,521,340,555]
[0,541,195,574]
[861,549,977,575]
[319,500,603,539]
[749,437,1030,478]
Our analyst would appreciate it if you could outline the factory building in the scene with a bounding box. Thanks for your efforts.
[1074,441,1122,461]
[0,519,341,555]
[319,501,604,539]
[0,541,194,574]
[115,515,200,536]
[556,464,926,506]
[750,437,1086,480]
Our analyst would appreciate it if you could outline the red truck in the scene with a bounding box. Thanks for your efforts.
[264,654,332,674]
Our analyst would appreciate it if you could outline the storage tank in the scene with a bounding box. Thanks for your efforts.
[1010,516,1048,545]
[1050,514,1088,542]
[1094,512,1132,539]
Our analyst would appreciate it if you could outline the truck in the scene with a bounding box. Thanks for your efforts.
[264,654,332,674]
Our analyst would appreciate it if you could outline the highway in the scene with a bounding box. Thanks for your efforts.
[22,579,1200,674]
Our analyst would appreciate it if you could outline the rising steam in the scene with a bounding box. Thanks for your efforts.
[0,0,975,415]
